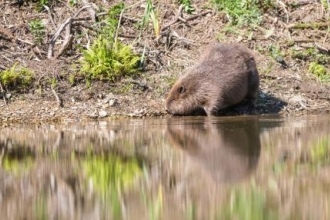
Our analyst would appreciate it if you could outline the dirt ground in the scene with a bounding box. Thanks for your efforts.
[0,0,329,123]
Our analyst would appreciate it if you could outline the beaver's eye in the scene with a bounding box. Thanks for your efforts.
[178,86,185,94]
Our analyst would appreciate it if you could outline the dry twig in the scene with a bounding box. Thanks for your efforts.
[54,21,74,59]
[43,5,57,30]
[51,87,63,107]
[161,7,213,32]
[47,5,91,59]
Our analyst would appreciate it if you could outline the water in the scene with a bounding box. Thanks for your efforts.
[1,115,330,220]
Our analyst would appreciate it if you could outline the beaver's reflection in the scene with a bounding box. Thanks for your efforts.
[167,118,261,183]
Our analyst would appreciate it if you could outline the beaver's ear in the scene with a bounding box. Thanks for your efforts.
[178,85,186,94]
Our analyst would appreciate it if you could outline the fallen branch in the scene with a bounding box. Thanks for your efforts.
[48,5,91,59]
[315,43,330,53]
[54,21,74,59]
[288,22,330,29]
[184,10,213,22]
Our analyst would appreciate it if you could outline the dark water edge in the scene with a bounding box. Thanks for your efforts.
[1,115,330,220]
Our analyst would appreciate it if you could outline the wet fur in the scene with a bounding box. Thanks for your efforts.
[166,43,259,116]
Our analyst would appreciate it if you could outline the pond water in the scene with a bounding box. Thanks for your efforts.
[1,115,330,220]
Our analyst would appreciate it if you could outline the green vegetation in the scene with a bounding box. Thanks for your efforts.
[308,62,330,82]
[29,19,45,43]
[83,154,141,194]
[68,0,77,6]
[141,167,163,220]
[2,156,35,176]
[309,137,330,166]
[212,0,274,26]
[80,3,141,83]
[219,182,278,220]
[35,193,48,220]
[38,0,49,6]
[268,45,284,61]
[0,63,34,91]
[80,38,140,81]
[290,47,330,82]
[83,154,141,219]
[321,0,329,11]
[291,47,330,64]
[178,0,195,14]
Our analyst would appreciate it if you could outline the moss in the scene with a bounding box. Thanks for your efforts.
[0,63,34,91]
[308,62,330,82]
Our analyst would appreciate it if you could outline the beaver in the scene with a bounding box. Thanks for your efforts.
[165,43,259,116]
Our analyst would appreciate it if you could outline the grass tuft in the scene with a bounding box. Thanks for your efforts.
[80,38,140,81]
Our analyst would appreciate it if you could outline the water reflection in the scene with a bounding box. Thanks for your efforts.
[0,116,330,219]
[166,117,260,183]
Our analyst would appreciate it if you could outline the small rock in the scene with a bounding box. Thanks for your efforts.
[98,110,108,118]
[102,97,110,104]
[109,99,117,106]
[108,93,115,99]
[102,104,109,108]
[87,112,98,119]
[5,93,11,99]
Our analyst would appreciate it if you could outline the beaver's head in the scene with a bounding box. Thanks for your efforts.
[165,74,207,116]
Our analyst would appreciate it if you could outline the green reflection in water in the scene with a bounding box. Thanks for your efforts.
[2,156,34,176]
[141,180,163,220]
[310,137,330,167]
[220,182,278,220]
[185,200,197,220]
[83,154,141,219]
[35,192,48,220]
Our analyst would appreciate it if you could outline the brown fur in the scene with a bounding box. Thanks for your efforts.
[165,43,259,116]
